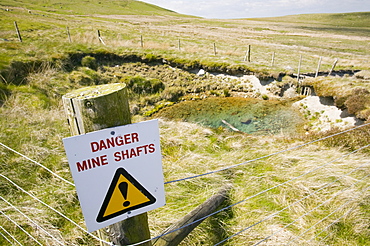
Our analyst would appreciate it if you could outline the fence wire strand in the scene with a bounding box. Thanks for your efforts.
[0,228,14,245]
[0,142,75,187]
[0,210,43,246]
[309,201,358,243]
[253,170,370,246]
[1,123,369,188]
[290,185,370,245]
[128,143,370,246]
[165,122,370,184]
[0,174,113,246]
[0,195,65,246]
[1,225,23,246]
[215,156,370,246]
[1,123,369,245]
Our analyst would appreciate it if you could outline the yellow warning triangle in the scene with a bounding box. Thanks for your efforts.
[96,168,156,223]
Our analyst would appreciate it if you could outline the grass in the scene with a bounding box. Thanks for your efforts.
[0,1,370,245]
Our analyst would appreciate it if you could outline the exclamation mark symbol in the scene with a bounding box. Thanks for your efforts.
[119,182,131,207]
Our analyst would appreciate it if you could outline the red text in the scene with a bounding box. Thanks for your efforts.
[90,133,139,152]
[76,154,108,172]
[113,144,155,162]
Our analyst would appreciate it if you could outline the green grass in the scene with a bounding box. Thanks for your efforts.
[1,0,180,16]
[1,1,370,245]
[252,12,370,28]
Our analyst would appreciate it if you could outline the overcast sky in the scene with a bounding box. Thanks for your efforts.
[140,0,370,19]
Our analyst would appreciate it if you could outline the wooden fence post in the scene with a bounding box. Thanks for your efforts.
[14,21,22,42]
[152,185,231,246]
[62,83,152,246]
[178,39,181,51]
[66,27,72,43]
[97,30,106,46]
[271,52,275,67]
[328,58,338,76]
[315,56,322,78]
[213,43,217,55]
[244,45,251,62]
[141,35,144,48]
[297,54,302,82]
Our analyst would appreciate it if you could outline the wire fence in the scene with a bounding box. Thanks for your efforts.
[5,17,356,77]
[1,123,369,245]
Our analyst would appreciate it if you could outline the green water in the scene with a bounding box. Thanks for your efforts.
[155,97,304,135]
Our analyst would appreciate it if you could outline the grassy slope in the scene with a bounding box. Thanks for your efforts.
[0,1,370,245]
[0,0,178,16]
[252,12,370,27]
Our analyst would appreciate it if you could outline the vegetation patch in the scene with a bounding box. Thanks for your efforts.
[0,2,369,245]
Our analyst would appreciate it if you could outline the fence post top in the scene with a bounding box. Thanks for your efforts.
[62,83,127,100]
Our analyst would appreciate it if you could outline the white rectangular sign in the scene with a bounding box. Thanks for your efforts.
[63,119,165,232]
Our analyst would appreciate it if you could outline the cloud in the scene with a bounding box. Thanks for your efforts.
[140,0,370,18]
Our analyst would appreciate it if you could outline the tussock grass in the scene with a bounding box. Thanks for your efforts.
[1,1,370,245]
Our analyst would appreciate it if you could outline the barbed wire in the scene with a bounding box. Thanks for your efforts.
[164,122,370,184]
[0,195,65,246]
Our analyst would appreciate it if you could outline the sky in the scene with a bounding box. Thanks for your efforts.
[140,0,370,19]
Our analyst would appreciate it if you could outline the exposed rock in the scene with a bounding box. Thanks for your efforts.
[283,87,298,98]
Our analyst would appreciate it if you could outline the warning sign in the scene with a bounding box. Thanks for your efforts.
[96,168,156,222]
[63,120,165,232]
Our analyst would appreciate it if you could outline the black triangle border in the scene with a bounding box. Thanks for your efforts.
[96,168,156,223]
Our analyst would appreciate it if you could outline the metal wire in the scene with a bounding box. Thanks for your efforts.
[295,186,368,245]
[0,228,14,245]
[213,144,370,246]
[0,225,23,246]
[0,210,43,246]
[165,122,370,184]
[0,142,75,186]
[128,143,370,246]
[310,203,358,243]
[0,195,65,246]
[1,117,369,246]
[285,183,370,245]
[0,174,113,246]
[252,166,370,245]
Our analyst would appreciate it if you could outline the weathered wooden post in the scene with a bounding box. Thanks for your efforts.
[315,56,322,78]
[178,39,181,51]
[213,43,217,55]
[328,58,338,76]
[244,45,251,62]
[14,21,22,42]
[271,52,275,67]
[141,35,144,48]
[97,30,106,46]
[62,83,152,246]
[66,26,72,43]
[152,185,231,246]
[297,54,302,82]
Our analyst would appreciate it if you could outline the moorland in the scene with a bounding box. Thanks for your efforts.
[1,1,370,245]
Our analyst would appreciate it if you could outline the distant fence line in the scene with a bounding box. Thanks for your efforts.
[8,21,342,76]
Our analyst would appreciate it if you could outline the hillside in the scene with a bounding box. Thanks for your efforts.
[1,1,370,245]
[0,0,180,16]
